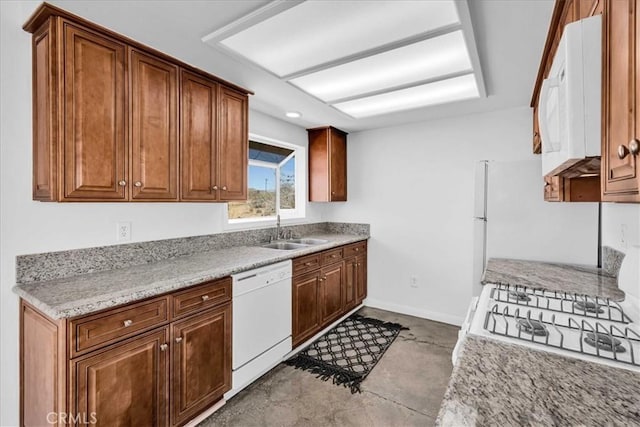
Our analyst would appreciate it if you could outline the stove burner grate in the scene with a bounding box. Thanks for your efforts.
[574,300,605,314]
[584,332,626,353]
[508,291,531,302]
[490,283,633,324]
[517,318,548,336]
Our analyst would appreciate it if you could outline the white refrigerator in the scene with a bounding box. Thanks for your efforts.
[472,159,600,297]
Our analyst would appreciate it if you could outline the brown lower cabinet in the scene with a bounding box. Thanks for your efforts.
[292,241,368,348]
[20,277,232,427]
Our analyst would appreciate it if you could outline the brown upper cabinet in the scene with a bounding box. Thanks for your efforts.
[601,0,640,202]
[130,49,179,200]
[24,3,251,202]
[308,126,347,202]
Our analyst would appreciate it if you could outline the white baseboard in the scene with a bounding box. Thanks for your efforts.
[364,298,464,327]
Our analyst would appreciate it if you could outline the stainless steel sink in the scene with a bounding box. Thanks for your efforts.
[287,238,329,245]
[262,242,309,250]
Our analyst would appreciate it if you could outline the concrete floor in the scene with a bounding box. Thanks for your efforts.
[199,307,459,427]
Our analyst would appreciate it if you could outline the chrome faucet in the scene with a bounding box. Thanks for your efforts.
[275,214,281,241]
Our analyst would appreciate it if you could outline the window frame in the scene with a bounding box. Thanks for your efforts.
[225,133,306,229]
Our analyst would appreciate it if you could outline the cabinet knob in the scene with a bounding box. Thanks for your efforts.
[331,191,336,195]
[354,248,359,252]
[160,343,168,351]
[222,186,228,191]
[118,180,127,187]
[212,185,218,191]
[630,138,640,156]
[618,145,630,159]
[123,319,133,327]
[201,295,209,302]
[134,181,142,187]
[175,337,183,343]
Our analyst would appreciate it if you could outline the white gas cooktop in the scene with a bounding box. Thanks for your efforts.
[463,283,640,372]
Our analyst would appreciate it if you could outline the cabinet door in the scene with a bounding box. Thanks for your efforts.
[329,129,347,201]
[62,22,127,200]
[181,71,219,201]
[130,49,178,200]
[320,263,344,326]
[344,259,357,312]
[602,0,640,202]
[218,87,248,201]
[292,272,321,347]
[356,255,367,304]
[71,328,169,427]
[171,305,231,426]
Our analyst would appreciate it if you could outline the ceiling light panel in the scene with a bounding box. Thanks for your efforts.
[289,31,472,102]
[220,0,460,77]
[333,74,480,118]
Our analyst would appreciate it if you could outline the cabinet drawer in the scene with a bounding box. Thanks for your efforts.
[343,241,367,258]
[172,277,231,319]
[70,297,169,356]
[293,254,321,276]
[321,248,344,265]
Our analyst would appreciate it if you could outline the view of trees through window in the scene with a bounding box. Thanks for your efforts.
[228,141,296,220]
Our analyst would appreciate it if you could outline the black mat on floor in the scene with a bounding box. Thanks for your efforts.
[284,314,408,393]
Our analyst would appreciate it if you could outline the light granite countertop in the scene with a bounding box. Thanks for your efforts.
[482,258,624,301]
[13,234,367,319]
[436,335,640,426]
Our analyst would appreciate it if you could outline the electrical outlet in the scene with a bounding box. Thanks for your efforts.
[117,222,131,242]
[410,276,418,288]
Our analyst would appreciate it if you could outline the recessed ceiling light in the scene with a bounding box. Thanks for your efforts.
[285,111,302,118]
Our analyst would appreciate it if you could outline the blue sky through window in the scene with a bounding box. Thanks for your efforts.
[248,157,295,190]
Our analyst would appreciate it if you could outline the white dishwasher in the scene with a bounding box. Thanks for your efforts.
[228,260,292,398]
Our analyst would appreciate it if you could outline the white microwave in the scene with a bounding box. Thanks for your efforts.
[540,14,601,177]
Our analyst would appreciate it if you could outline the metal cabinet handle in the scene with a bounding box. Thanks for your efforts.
[118,180,127,187]
[175,337,183,343]
[222,186,228,191]
[304,262,313,266]
[134,181,142,187]
[201,295,209,302]
[618,145,629,159]
[212,185,218,191]
[123,319,133,327]
[160,343,168,351]
[618,139,640,159]
[331,254,337,258]
[354,248,359,252]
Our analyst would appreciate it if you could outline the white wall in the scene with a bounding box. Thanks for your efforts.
[0,3,319,424]
[323,107,542,325]
[601,203,640,253]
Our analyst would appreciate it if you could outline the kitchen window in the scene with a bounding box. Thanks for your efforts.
[227,136,305,225]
